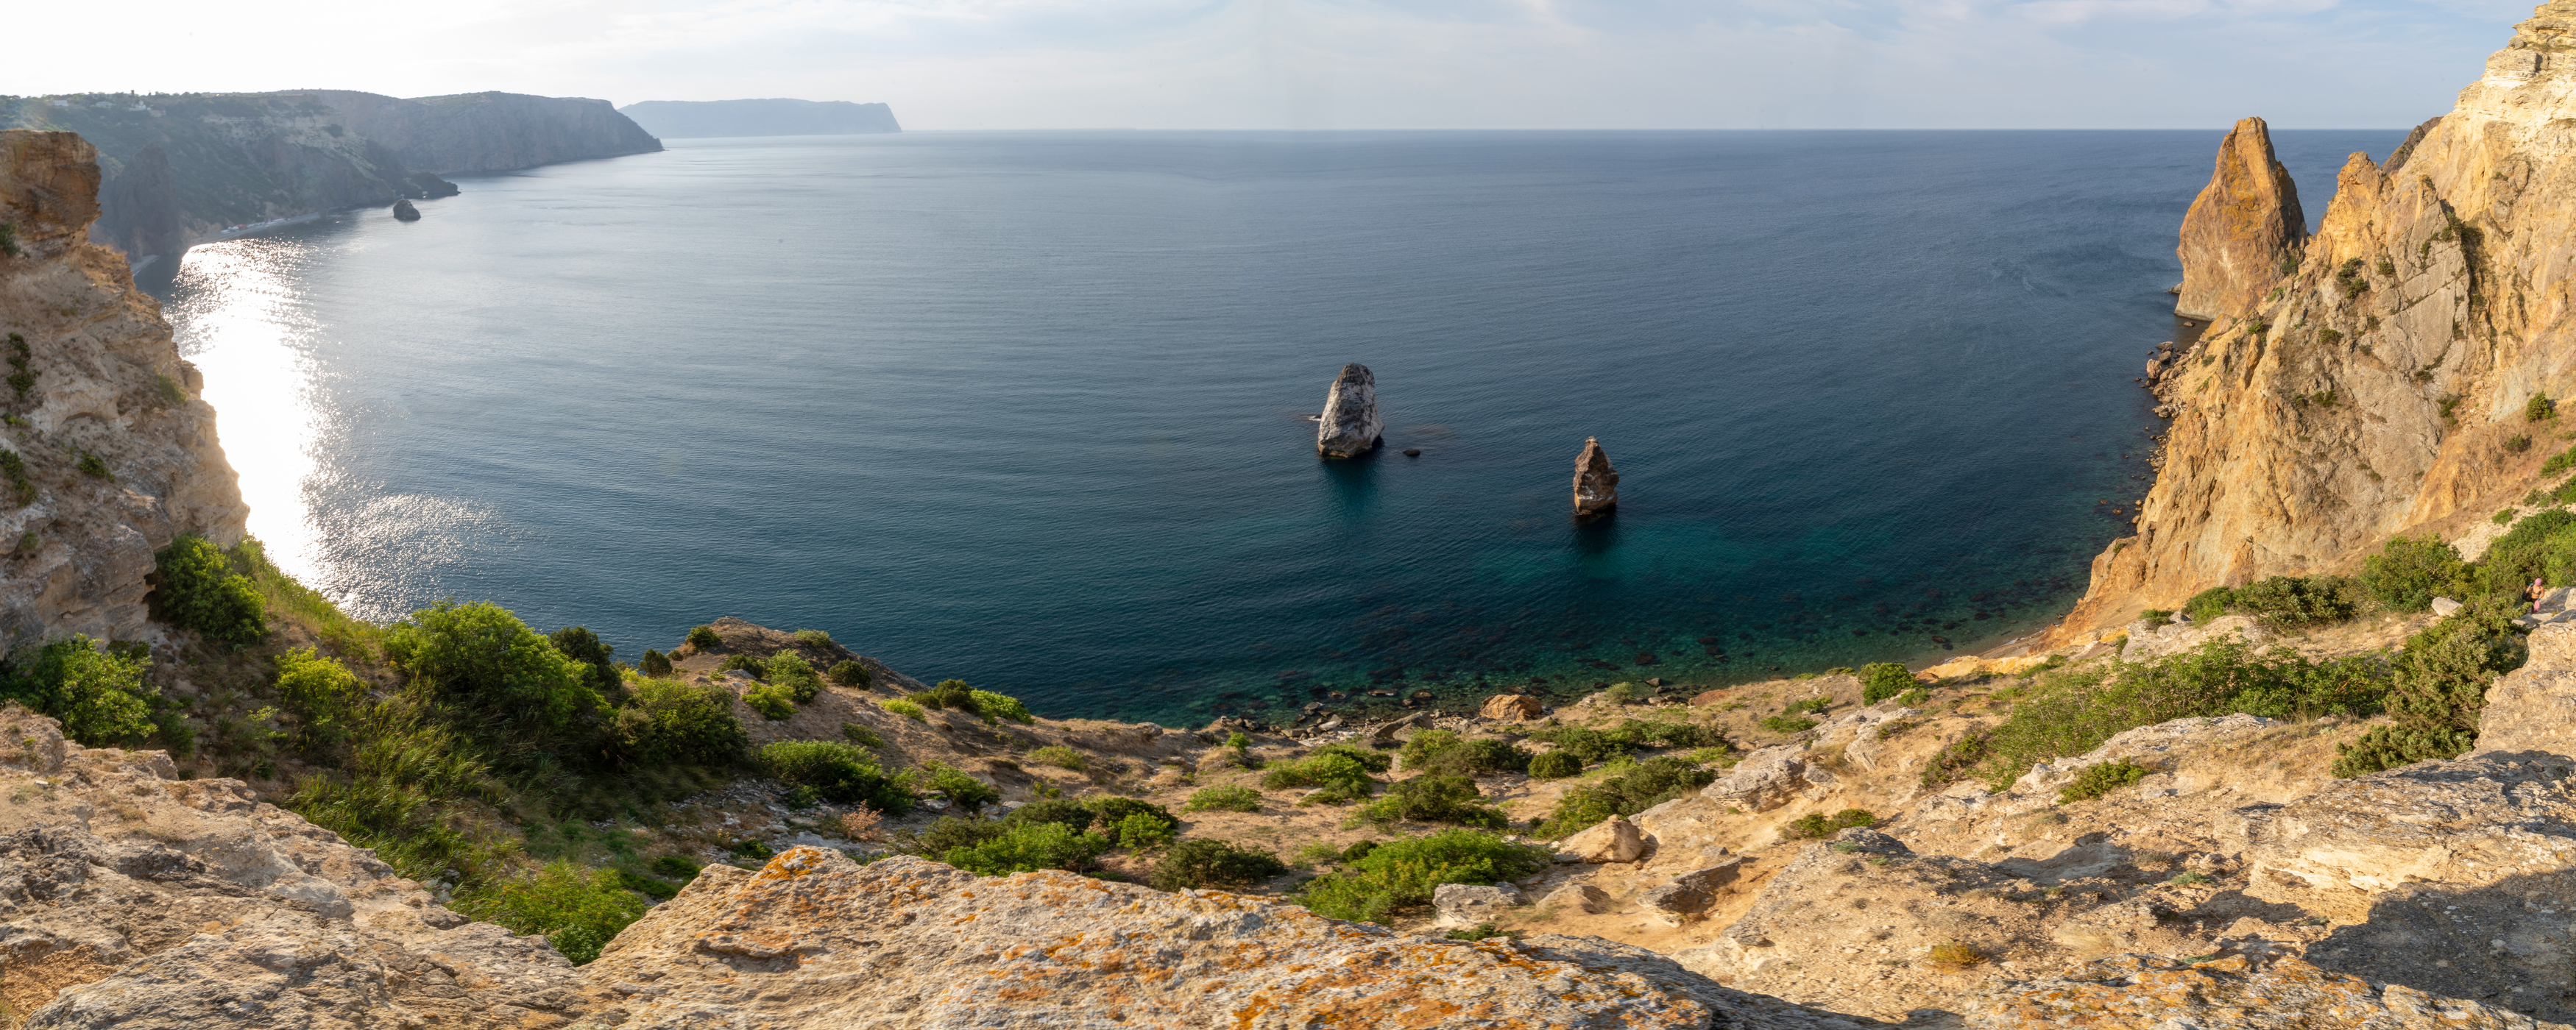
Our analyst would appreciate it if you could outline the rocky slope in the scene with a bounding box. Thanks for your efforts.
[2060,1,2576,637]
[0,129,247,642]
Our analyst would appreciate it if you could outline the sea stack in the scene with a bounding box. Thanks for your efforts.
[391,199,421,221]
[1315,363,1382,458]
[1574,437,1618,521]
[2172,116,2304,320]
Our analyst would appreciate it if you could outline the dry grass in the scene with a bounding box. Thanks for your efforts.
[1926,942,1988,972]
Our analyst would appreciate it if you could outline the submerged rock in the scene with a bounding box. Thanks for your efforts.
[391,198,420,221]
[1315,363,1381,458]
[1574,436,1619,520]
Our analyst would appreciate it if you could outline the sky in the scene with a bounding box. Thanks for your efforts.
[1,0,2540,129]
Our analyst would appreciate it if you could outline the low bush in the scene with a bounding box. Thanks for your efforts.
[1259,751,1379,801]
[1859,663,1914,704]
[2472,509,2576,601]
[793,628,832,645]
[2548,447,2576,476]
[766,651,824,703]
[829,660,871,688]
[913,761,999,814]
[743,681,796,720]
[2509,434,2536,454]
[1524,719,1726,764]
[450,861,648,965]
[1784,697,1832,714]
[2497,509,2519,527]
[1150,839,1286,890]
[1758,715,1817,734]
[941,821,1114,876]
[883,699,927,722]
[1527,750,1584,778]
[912,680,982,717]
[970,689,1034,725]
[1354,774,1509,828]
[1111,811,1175,848]
[152,534,266,647]
[1783,809,1877,839]
[1535,756,1716,837]
[841,721,885,747]
[1295,829,1553,924]
[718,653,761,674]
[911,815,1006,853]
[1183,785,1263,812]
[2332,608,2524,776]
[0,635,158,745]
[1398,730,1531,776]
[1003,798,1096,830]
[638,649,672,676]
[2230,575,2363,630]
[758,741,916,813]
[548,626,617,691]
[1027,744,1086,770]
[2533,394,2558,422]
[2182,586,2236,624]
[685,625,722,651]
[612,678,749,766]
[77,451,108,478]
[1919,726,1992,787]
[1926,942,1988,972]
[2059,759,2150,803]
[385,600,603,763]
[1083,797,1180,837]
[274,647,362,759]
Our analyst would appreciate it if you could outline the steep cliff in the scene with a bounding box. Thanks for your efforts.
[2059,1,2576,636]
[315,90,663,174]
[0,129,247,642]
[2173,117,2307,321]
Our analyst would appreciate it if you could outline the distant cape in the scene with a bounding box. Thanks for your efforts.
[615,99,901,139]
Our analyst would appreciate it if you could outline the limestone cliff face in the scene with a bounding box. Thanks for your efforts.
[2173,117,2307,321]
[0,130,248,644]
[2059,1,2576,636]
[316,90,663,174]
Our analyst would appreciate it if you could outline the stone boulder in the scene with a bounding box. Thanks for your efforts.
[1638,859,1744,927]
[1479,694,1544,721]
[1698,745,1831,813]
[1431,882,1526,928]
[1556,816,1649,863]
[1968,954,2570,1030]
[2475,622,2576,756]
[2432,595,2464,617]
[1574,436,1618,520]
[392,198,421,220]
[1315,363,1381,458]
[579,849,1725,1029]
[2173,116,2305,321]
[1539,884,1614,914]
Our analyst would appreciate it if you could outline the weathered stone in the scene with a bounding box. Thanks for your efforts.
[2432,595,2464,616]
[581,849,1723,1029]
[1315,363,1381,458]
[392,198,421,220]
[2173,116,2304,321]
[1698,746,1822,813]
[1432,882,1526,928]
[1539,884,1614,914]
[1968,955,2572,1030]
[1691,689,1729,706]
[2476,622,2576,756]
[1574,436,1619,520]
[1557,816,1649,863]
[1479,694,1544,721]
[1639,859,1744,926]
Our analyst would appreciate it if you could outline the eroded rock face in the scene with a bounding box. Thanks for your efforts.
[578,848,1723,1029]
[0,707,584,1029]
[1970,954,2570,1030]
[1574,436,1618,519]
[1557,816,1649,863]
[0,130,250,644]
[2174,117,2306,321]
[1315,363,1381,458]
[2475,622,2576,756]
[1479,694,1544,720]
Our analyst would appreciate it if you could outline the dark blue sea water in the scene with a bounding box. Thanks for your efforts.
[155,129,2405,726]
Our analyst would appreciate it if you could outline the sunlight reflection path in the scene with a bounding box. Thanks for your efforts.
[164,240,328,589]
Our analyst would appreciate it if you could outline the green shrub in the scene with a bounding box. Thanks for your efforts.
[2474,509,2576,600]
[0,635,157,745]
[2497,509,2519,527]
[1785,697,1832,714]
[718,653,761,673]
[743,681,796,720]
[686,625,723,651]
[1184,785,1263,812]
[2332,608,2524,776]
[793,628,832,645]
[274,647,361,759]
[548,626,617,690]
[1112,810,1176,848]
[2509,434,2536,453]
[1860,663,1914,704]
[912,679,982,714]
[828,660,871,688]
[1294,829,1553,923]
[2230,575,2363,630]
[1759,714,1818,734]
[152,534,266,647]
[1897,687,1929,706]
[649,855,702,881]
[1355,774,1508,827]
[970,690,1034,725]
[610,678,747,767]
[2182,586,2237,623]
[765,651,824,703]
[1919,726,1992,787]
[1523,719,1725,764]
[1259,751,1379,800]
[1150,839,1286,890]
[1526,750,1583,778]
[639,649,672,677]
[841,721,885,747]
[450,861,647,965]
[913,815,1006,853]
[2547,447,2576,476]
[1398,730,1532,776]
[1783,809,1878,839]
[1083,797,1180,837]
[759,740,916,813]
[883,699,927,722]
[2059,759,2150,803]
[77,451,109,478]
[2361,536,2470,612]
[1535,756,1716,837]
[1027,744,1085,770]
[940,821,1113,876]
[0,224,17,258]
[0,450,30,505]
[385,600,602,762]
[2533,394,2558,422]
[1005,798,1097,830]
[914,761,999,814]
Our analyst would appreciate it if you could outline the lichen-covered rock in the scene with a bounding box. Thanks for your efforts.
[1556,816,1648,863]
[1574,437,1618,519]
[2173,117,2305,321]
[1432,882,1526,928]
[575,848,1724,1029]
[1315,362,1381,458]
[1969,954,2569,1030]
[0,707,582,1029]
[1639,859,1743,926]
[0,130,249,644]
[2475,622,2576,756]
[1479,694,1543,721]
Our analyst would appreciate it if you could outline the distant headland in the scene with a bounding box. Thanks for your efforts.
[616,99,902,138]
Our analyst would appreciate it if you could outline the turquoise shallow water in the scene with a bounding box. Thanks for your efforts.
[155,129,2404,726]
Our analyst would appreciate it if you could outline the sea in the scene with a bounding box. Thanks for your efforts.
[150,129,2407,727]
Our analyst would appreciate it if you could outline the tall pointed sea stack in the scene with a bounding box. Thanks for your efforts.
[1315,363,1381,458]
[2173,116,2306,320]
[1574,437,1618,521]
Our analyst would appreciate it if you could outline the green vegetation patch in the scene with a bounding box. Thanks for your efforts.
[1783,809,1877,839]
[152,533,266,647]
[1183,785,1264,812]
[1354,774,1509,828]
[1150,839,1286,890]
[1294,829,1552,924]
[1398,729,1530,777]
[2059,759,2150,803]
[451,860,648,965]
[759,740,916,814]
[1536,756,1717,838]
[611,678,749,767]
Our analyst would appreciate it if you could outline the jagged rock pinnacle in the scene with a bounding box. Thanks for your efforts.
[1575,436,1618,521]
[2173,116,2305,320]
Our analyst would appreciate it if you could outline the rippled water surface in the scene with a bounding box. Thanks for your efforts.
[157,129,2404,725]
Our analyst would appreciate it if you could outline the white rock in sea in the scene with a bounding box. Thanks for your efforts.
[1315,363,1382,458]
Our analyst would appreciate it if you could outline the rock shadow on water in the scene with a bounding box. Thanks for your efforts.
[1320,447,1383,518]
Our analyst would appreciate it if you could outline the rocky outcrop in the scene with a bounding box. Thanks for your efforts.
[0,130,248,643]
[0,707,587,1029]
[1479,693,1544,720]
[1971,954,2571,1030]
[315,90,662,175]
[1315,363,1381,458]
[2173,117,2307,321]
[2473,621,2576,754]
[1556,815,1649,862]
[391,199,420,221]
[2057,4,2576,637]
[1574,436,1618,520]
[576,848,1724,1029]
